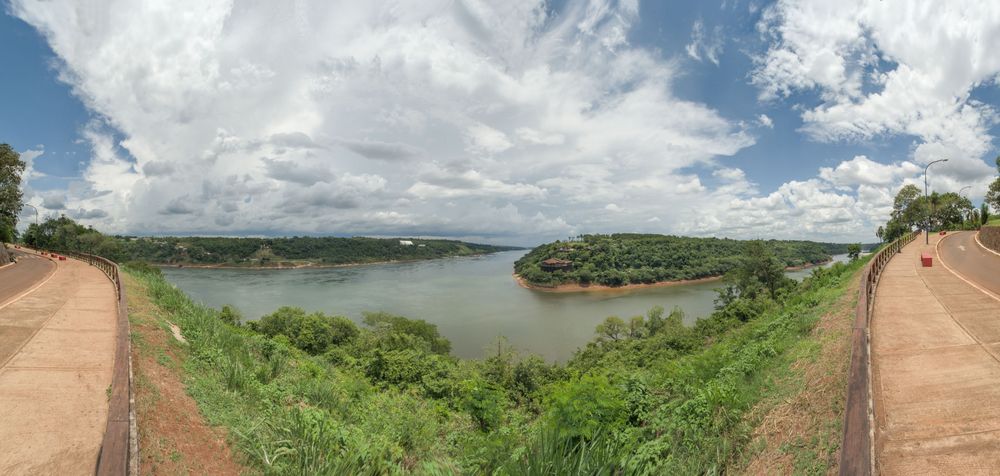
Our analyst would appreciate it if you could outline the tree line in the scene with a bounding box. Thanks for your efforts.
[125,230,863,473]
[18,215,519,266]
[514,233,863,287]
[879,156,1000,242]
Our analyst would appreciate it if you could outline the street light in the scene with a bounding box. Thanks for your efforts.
[924,159,949,244]
[22,203,38,226]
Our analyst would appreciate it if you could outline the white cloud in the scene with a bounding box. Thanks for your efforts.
[18,0,989,244]
[753,0,1000,175]
[686,19,725,65]
[10,0,768,243]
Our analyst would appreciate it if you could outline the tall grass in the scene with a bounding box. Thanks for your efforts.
[123,254,865,475]
[126,267,455,474]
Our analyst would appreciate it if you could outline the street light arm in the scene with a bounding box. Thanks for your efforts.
[923,158,949,244]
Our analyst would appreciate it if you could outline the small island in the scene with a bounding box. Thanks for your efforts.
[514,233,854,290]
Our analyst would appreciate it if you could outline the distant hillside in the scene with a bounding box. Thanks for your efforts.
[114,236,521,267]
[21,216,520,267]
[514,233,857,287]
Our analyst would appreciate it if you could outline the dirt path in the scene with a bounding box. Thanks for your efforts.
[871,234,1000,474]
[0,257,118,474]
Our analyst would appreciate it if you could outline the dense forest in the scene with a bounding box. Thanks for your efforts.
[18,216,518,266]
[515,233,860,287]
[126,234,865,473]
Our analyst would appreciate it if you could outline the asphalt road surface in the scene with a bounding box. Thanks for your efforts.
[0,250,56,306]
[937,231,1000,297]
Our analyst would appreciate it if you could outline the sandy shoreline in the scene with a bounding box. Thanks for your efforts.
[513,259,832,293]
[512,273,724,293]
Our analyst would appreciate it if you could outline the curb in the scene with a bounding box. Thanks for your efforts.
[974,231,1000,259]
[936,232,1000,303]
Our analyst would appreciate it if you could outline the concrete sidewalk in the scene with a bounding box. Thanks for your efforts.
[872,234,1000,474]
[0,257,118,474]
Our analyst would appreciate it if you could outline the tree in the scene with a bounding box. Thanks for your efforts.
[0,144,26,243]
[847,243,861,261]
[876,226,885,242]
[628,315,646,339]
[984,203,992,226]
[595,316,626,341]
[892,184,923,227]
[988,178,1000,214]
[721,240,792,302]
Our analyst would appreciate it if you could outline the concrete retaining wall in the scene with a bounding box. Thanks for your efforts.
[981,226,1000,254]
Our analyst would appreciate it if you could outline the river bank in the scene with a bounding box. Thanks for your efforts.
[514,259,834,293]
[153,254,496,270]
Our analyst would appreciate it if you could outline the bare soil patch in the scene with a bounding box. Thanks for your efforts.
[738,274,859,475]
[125,274,246,475]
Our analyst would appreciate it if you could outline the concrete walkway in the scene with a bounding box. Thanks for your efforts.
[872,234,1000,474]
[0,257,118,474]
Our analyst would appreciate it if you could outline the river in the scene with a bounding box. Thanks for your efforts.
[161,251,848,361]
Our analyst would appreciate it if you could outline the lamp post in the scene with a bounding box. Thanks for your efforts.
[924,159,948,244]
[22,203,38,226]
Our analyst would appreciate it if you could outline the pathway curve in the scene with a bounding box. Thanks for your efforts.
[0,255,119,474]
[872,233,1000,474]
[0,249,56,307]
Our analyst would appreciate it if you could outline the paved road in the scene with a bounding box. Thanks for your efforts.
[871,234,1000,474]
[937,231,1000,297]
[0,256,119,474]
[0,250,56,307]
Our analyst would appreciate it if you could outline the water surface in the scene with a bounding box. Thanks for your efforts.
[162,251,847,361]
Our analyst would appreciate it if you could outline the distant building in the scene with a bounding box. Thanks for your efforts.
[540,258,573,272]
[399,240,414,246]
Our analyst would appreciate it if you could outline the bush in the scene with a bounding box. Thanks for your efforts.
[545,374,626,440]
[255,306,359,355]
[362,311,451,355]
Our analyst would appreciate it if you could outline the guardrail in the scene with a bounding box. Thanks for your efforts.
[53,250,137,476]
[839,230,918,475]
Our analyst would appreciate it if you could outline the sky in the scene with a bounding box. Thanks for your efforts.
[2,0,999,246]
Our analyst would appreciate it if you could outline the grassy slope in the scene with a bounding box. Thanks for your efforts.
[735,267,858,474]
[124,255,866,474]
[127,273,247,474]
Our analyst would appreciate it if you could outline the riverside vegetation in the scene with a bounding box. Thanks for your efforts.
[122,237,868,474]
[19,216,517,267]
[515,233,859,287]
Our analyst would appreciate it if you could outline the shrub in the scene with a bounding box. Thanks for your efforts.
[256,306,359,355]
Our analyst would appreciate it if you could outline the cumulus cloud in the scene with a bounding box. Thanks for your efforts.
[753,0,1000,180]
[335,138,423,161]
[14,0,991,244]
[10,0,764,243]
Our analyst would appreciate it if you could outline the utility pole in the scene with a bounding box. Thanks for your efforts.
[924,159,948,244]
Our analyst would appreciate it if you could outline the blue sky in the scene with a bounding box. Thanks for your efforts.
[3,0,998,244]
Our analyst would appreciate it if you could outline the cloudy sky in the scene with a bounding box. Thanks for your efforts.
[2,0,999,245]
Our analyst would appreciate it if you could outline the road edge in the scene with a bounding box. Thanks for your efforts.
[936,232,1000,303]
[0,253,59,311]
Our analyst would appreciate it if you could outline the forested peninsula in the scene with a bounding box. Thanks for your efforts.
[515,233,858,288]
[20,216,519,267]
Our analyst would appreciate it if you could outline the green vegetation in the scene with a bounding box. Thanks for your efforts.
[881,184,980,241]
[20,216,518,266]
[987,156,1000,214]
[0,143,26,246]
[514,233,855,287]
[123,239,866,474]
